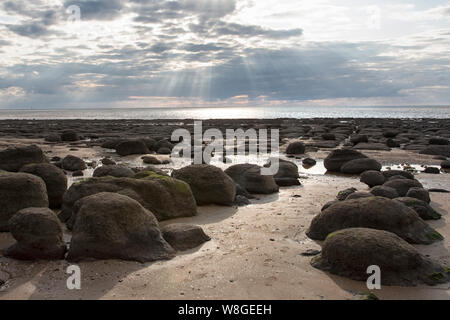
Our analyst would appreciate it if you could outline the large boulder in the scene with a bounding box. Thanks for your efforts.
[116,140,150,156]
[265,158,300,186]
[346,192,373,200]
[311,228,450,286]
[161,223,211,251]
[62,155,87,171]
[306,197,442,244]
[286,142,306,155]
[429,137,449,145]
[336,188,357,201]
[172,165,236,206]
[383,179,423,197]
[0,145,47,172]
[67,193,175,263]
[441,160,450,169]
[61,130,79,142]
[4,207,66,260]
[93,165,135,178]
[0,172,49,232]
[394,197,442,221]
[20,163,67,209]
[360,170,386,187]
[224,164,279,194]
[61,171,197,227]
[340,158,382,174]
[324,149,368,172]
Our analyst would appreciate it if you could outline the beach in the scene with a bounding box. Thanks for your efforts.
[0,117,449,300]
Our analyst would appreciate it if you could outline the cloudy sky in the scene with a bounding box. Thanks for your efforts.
[0,0,449,109]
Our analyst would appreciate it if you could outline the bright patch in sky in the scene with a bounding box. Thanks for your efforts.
[0,0,449,109]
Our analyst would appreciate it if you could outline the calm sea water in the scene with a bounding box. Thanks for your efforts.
[0,105,449,120]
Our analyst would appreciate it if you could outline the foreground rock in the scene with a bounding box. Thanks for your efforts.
[62,155,87,172]
[161,224,211,251]
[93,165,135,178]
[340,158,381,174]
[225,164,279,194]
[61,171,197,226]
[324,149,367,172]
[4,208,66,260]
[394,197,442,220]
[20,163,67,208]
[0,145,47,172]
[172,165,236,206]
[0,172,49,232]
[67,193,175,263]
[306,197,442,244]
[311,228,450,286]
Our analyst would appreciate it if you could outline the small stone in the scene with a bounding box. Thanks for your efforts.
[301,249,321,256]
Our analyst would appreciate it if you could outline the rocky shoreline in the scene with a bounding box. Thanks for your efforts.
[0,117,449,300]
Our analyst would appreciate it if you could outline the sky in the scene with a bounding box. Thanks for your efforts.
[0,0,449,109]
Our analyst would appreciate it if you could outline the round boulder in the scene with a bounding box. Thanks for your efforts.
[311,228,449,286]
[0,172,49,232]
[61,130,79,142]
[67,192,175,263]
[161,223,211,251]
[116,140,150,156]
[4,207,66,260]
[62,155,87,172]
[20,163,67,209]
[360,170,386,187]
[93,165,135,178]
[306,197,442,244]
[406,188,431,204]
[324,149,367,172]
[0,145,47,172]
[382,170,414,180]
[394,197,441,221]
[441,160,450,169]
[172,164,236,206]
[340,158,382,174]
[370,186,399,199]
[286,142,306,155]
[346,192,373,200]
[383,179,423,197]
[225,164,279,195]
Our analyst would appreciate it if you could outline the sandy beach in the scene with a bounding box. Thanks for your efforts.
[0,118,449,300]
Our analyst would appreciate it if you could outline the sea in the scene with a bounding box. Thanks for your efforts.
[0,105,449,120]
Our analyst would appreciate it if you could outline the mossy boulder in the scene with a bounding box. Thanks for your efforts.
[312,228,450,286]
[306,197,442,244]
[394,197,442,220]
[172,165,236,206]
[67,193,175,263]
[61,173,197,228]
[340,158,382,174]
[161,223,211,251]
[383,179,423,197]
[0,145,47,172]
[225,164,279,194]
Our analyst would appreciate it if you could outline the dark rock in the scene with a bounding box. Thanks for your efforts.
[225,164,279,194]
[61,172,197,226]
[286,142,306,155]
[322,200,339,211]
[382,170,414,180]
[306,197,442,244]
[20,163,67,209]
[93,165,135,178]
[301,249,321,257]
[67,193,175,263]
[72,170,84,177]
[4,207,66,260]
[336,188,357,201]
[45,134,61,143]
[155,140,174,152]
[116,140,150,156]
[0,145,47,172]
[324,149,367,172]
[406,188,430,203]
[383,179,423,197]
[394,197,441,221]
[172,164,236,206]
[101,158,116,165]
[441,160,450,169]
[321,133,335,140]
[386,139,400,148]
[424,167,440,174]
[62,155,87,171]
[161,223,211,251]
[353,143,391,151]
[360,170,386,187]
[157,147,172,155]
[311,228,449,286]
[265,159,300,187]
[61,130,79,142]
[340,158,382,174]
[419,145,450,157]
[302,158,317,166]
[370,186,399,199]
[429,137,448,145]
[234,195,251,206]
[0,172,49,232]
[346,192,373,200]
[350,135,368,145]
[383,130,399,138]
[142,156,162,165]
